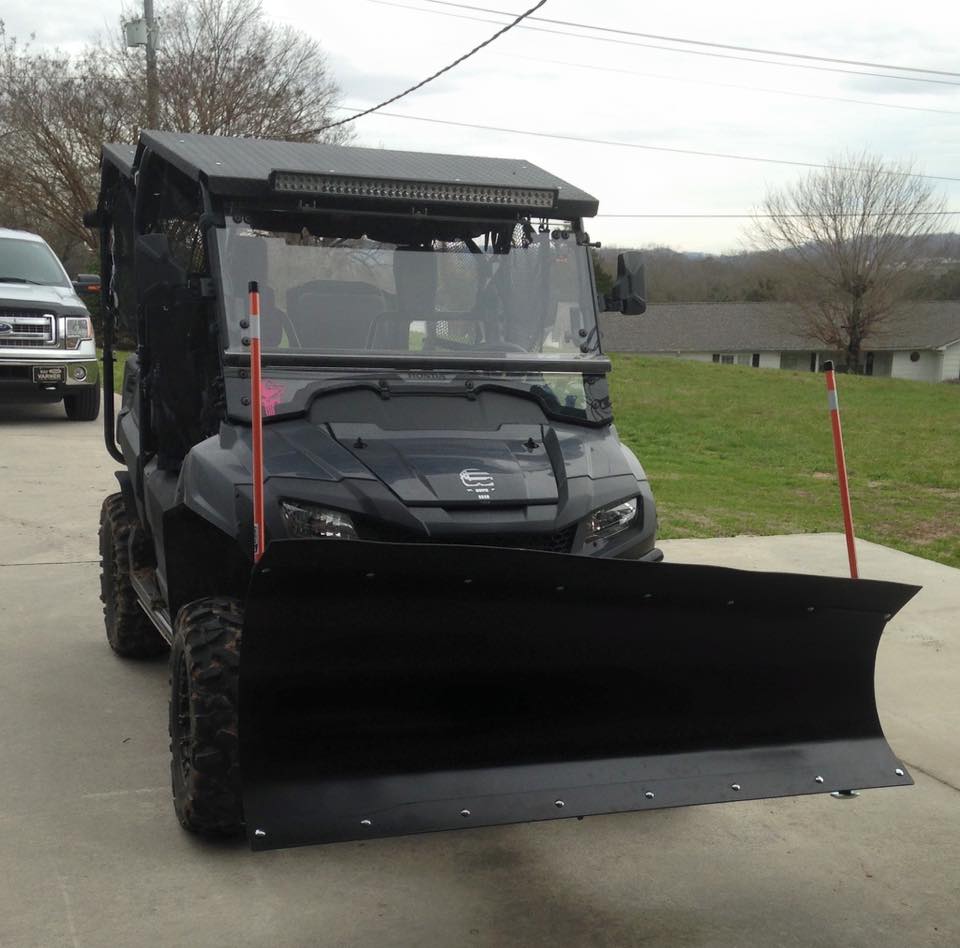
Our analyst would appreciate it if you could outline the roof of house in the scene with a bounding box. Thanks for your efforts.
[599,301,960,354]
[101,131,598,218]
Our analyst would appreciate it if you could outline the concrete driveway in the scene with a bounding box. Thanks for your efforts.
[0,400,957,948]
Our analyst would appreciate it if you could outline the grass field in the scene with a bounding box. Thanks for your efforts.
[100,349,129,392]
[609,355,960,569]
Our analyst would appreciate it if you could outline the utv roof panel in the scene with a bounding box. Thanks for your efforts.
[132,130,599,218]
[102,143,138,179]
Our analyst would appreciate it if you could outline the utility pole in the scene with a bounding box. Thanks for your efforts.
[144,0,159,128]
[124,2,160,128]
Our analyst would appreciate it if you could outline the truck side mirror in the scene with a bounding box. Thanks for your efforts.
[72,273,101,296]
[605,251,646,315]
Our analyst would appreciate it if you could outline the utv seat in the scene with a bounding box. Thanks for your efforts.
[287,281,384,350]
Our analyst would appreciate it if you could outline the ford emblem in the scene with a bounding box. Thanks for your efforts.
[0,322,13,334]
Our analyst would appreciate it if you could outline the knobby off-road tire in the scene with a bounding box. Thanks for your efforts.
[64,379,101,421]
[169,597,244,837]
[99,493,167,658]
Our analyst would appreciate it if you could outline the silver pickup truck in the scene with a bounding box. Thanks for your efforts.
[0,227,100,420]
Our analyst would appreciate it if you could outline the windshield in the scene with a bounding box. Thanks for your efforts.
[0,237,70,287]
[215,224,599,361]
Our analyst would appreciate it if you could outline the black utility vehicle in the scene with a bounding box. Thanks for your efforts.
[90,132,915,851]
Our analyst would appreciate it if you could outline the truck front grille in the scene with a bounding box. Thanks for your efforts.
[0,365,32,379]
[0,312,56,348]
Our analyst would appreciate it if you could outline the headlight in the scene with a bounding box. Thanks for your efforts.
[280,501,357,539]
[585,497,639,542]
[65,316,93,349]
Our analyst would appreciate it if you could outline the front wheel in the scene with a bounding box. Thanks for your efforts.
[169,597,244,837]
[64,379,101,421]
[99,493,167,658]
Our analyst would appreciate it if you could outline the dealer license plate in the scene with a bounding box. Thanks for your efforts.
[33,366,66,383]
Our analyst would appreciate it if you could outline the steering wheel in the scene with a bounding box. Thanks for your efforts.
[422,336,528,354]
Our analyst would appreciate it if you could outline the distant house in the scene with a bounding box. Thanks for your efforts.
[598,301,960,383]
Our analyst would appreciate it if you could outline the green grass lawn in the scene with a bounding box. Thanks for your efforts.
[99,349,130,393]
[609,355,960,569]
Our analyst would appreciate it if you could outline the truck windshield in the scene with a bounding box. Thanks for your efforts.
[0,237,70,287]
[215,225,599,362]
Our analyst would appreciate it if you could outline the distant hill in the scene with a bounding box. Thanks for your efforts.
[596,235,960,304]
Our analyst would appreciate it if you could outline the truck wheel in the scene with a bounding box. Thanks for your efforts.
[64,379,101,421]
[99,493,167,658]
[169,597,244,837]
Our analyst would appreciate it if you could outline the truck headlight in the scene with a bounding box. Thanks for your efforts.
[585,498,639,542]
[280,501,357,539]
[65,316,93,349]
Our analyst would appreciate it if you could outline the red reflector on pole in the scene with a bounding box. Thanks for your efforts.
[248,281,266,563]
[823,361,858,579]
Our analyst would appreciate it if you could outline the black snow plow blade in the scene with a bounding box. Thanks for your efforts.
[239,540,918,850]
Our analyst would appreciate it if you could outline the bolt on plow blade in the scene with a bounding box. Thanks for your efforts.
[239,540,918,850]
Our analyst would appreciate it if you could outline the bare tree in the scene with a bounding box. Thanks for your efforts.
[751,153,946,371]
[114,0,350,142]
[0,0,348,258]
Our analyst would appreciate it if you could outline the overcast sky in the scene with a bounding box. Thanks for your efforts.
[4,0,959,252]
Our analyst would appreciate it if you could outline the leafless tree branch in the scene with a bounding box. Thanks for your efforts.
[0,1,349,262]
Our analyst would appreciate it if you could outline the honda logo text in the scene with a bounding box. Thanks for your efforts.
[459,468,495,500]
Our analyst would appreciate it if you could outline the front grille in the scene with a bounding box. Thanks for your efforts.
[442,526,577,553]
[0,311,56,348]
[0,365,32,380]
[360,522,577,554]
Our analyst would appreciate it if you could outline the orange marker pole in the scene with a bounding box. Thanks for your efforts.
[248,281,266,563]
[823,360,858,579]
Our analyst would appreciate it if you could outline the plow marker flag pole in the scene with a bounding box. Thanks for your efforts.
[248,281,265,563]
[823,360,858,579]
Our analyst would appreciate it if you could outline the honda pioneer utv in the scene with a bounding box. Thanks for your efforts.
[90,132,915,851]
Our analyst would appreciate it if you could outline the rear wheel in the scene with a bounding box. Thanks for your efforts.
[99,493,167,658]
[64,379,101,421]
[169,597,244,837]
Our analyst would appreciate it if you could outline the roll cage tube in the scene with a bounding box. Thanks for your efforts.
[99,192,124,464]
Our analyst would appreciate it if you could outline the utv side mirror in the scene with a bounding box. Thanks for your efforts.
[605,251,647,315]
[135,234,187,300]
[72,273,101,296]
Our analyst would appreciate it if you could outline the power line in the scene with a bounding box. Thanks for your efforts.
[597,212,960,219]
[335,105,960,183]
[492,53,960,118]
[318,0,547,131]
[421,0,960,79]
[369,0,960,88]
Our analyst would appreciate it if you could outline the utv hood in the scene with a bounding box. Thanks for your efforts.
[329,422,558,506]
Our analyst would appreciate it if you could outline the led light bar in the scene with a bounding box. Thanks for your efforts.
[271,171,557,210]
